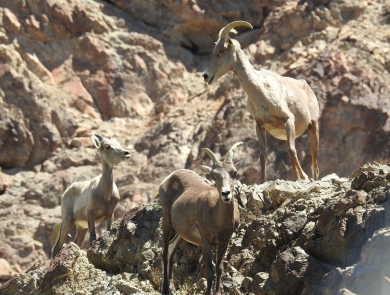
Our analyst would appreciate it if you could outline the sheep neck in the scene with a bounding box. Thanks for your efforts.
[233,48,267,103]
[215,194,236,230]
[98,160,114,200]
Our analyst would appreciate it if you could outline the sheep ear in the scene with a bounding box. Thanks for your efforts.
[199,165,212,175]
[224,35,232,48]
[235,159,246,171]
[230,28,238,35]
[95,134,104,142]
[91,135,101,149]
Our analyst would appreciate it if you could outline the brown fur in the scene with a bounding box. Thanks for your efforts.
[160,143,245,295]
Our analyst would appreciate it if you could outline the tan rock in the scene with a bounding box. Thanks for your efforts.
[0,258,14,280]
[287,57,308,70]
[71,137,94,148]
[61,76,94,105]
[0,172,12,192]
[20,52,55,85]
[132,194,143,204]
[1,0,390,287]
[3,8,22,33]
[75,126,90,137]
[256,40,275,58]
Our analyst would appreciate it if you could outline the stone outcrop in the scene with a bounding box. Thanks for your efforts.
[1,0,390,290]
[1,163,390,294]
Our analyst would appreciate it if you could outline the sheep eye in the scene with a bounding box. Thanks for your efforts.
[218,49,225,54]
[105,145,111,150]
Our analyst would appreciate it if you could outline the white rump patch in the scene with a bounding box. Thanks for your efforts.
[160,171,175,187]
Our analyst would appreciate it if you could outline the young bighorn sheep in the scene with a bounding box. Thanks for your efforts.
[51,134,130,258]
[202,21,320,182]
[160,142,245,295]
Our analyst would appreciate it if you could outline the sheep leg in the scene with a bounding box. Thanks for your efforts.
[256,122,267,183]
[51,222,62,247]
[202,240,214,295]
[285,117,308,180]
[162,213,172,295]
[88,210,97,245]
[162,231,170,295]
[307,119,319,180]
[162,222,178,294]
[74,225,88,247]
[215,243,229,295]
[168,234,181,280]
[168,234,184,284]
[106,212,114,231]
[52,218,74,258]
[285,140,299,180]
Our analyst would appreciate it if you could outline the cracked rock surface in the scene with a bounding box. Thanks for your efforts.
[1,0,390,292]
[2,163,390,294]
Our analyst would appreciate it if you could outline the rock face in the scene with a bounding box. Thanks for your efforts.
[1,0,390,290]
[1,163,390,294]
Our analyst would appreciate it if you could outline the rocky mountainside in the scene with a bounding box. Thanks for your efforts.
[2,163,390,294]
[0,0,390,293]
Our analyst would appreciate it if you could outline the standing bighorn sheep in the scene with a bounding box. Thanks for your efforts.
[202,21,320,182]
[159,142,245,295]
[51,134,130,258]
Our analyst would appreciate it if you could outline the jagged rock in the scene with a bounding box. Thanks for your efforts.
[2,163,389,294]
[0,258,14,280]
[1,242,159,295]
[339,289,357,295]
[0,171,12,194]
[303,185,390,266]
[322,227,390,295]
[1,0,390,292]
[270,246,331,295]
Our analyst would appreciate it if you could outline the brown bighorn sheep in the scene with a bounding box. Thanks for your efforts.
[51,134,130,258]
[202,21,320,182]
[160,142,245,295]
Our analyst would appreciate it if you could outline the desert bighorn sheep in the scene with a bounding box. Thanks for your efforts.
[51,134,130,258]
[159,142,245,295]
[202,21,320,182]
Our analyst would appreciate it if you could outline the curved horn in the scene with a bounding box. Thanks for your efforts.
[224,142,243,163]
[202,148,219,165]
[218,21,253,40]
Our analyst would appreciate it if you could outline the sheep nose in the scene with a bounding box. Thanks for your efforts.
[122,151,131,158]
[221,191,231,202]
[202,73,208,81]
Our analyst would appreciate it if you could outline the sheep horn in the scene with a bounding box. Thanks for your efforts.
[224,142,243,163]
[202,148,219,165]
[217,21,253,40]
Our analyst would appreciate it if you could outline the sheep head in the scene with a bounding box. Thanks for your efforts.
[202,21,253,85]
[91,134,131,167]
[199,142,246,203]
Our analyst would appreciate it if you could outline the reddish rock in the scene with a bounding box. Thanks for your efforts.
[61,76,94,106]
[132,194,143,204]
[0,172,12,193]
[71,137,94,148]
[0,259,14,280]
[0,0,390,289]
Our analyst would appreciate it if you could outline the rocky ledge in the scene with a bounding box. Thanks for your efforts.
[1,162,390,295]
